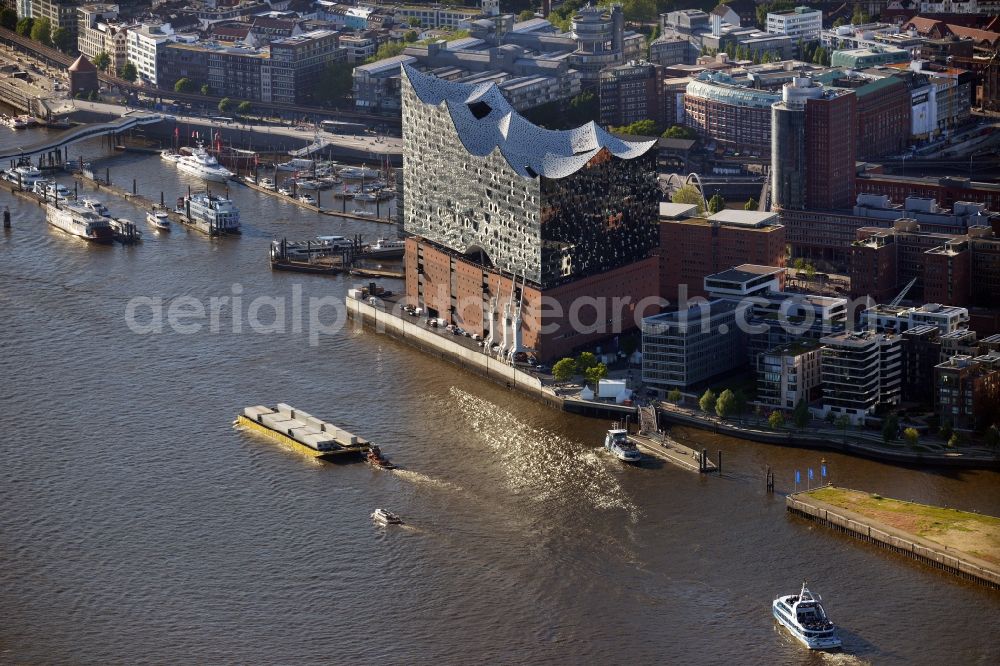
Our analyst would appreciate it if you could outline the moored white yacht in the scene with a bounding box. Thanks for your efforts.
[364,237,405,259]
[173,142,233,182]
[146,206,171,231]
[604,425,641,463]
[78,197,111,217]
[772,582,842,650]
[338,165,380,180]
[5,163,43,188]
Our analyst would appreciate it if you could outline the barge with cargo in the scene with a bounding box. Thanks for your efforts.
[236,404,371,458]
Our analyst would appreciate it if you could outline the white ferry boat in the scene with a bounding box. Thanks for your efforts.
[146,207,171,231]
[5,163,43,188]
[364,237,405,259]
[604,426,641,463]
[772,583,842,650]
[174,142,233,183]
[175,192,241,236]
[45,201,113,243]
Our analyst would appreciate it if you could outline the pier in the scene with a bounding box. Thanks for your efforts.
[0,112,163,162]
[236,177,396,224]
[630,406,718,472]
[787,486,1000,590]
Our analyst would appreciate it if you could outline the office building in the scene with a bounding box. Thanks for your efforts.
[818,330,902,425]
[641,300,748,389]
[658,210,786,301]
[126,23,173,87]
[864,303,971,334]
[766,7,822,41]
[901,324,942,405]
[684,71,780,154]
[650,34,693,67]
[771,77,856,211]
[599,60,663,128]
[831,47,911,69]
[401,66,660,361]
[76,4,129,77]
[268,30,345,105]
[29,0,78,40]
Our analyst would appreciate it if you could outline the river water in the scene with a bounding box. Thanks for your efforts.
[1,131,999,665]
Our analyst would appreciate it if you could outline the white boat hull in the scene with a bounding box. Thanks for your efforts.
[177,161,232,182]
[772,603,842,650]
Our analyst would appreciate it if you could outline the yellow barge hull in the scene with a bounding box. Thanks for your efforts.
[235,414,368,458]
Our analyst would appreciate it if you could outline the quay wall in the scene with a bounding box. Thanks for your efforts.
[786,493,1000,590]
[345,295,558,407]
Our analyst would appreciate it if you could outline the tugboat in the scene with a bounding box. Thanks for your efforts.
[371,508,403,526]
[366,445,396,470]
[604,424,642,463]
[772,582,842,650]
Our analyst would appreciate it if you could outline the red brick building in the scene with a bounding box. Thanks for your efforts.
[658,208,786,301]
[856,168,1000,214]
[805,90,857,211]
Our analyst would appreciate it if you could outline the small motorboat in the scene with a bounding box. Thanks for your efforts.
[298,194,316,205]
[366,445,396,470]
[371,508,403,525]
[146,207,171,231]
[277,187,292,197]
[352,209,375,217]
[260,177,275,189]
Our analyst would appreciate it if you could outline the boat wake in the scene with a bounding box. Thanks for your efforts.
[391,468,470,497]
[449,387,640,522]
[819,652,871,666]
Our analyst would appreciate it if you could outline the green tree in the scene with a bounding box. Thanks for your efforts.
[584,362,608,386]
[0,8,17,31]
[667,388,683,404]
[756,1,795,27]
[707,193,725,214]
[119,61,137,82]
[852,5,870,25]
[671,184,705,213]
[715,389,736,418]
[576,351,599,373]
[661,124,697,140]
[985,425,1000,450]
[792,399,810,428]
[404,29,418,42]
[947,432,961,448]
[366,41,406,63]
[236,101,252,116]
[824,412,836,424]
[902,427,920,447]
[407,17,421,27]
[804,263,817,280]
[768,410,785,429]
[744,197,758,210]
[218,97,234,114]
[699,388,717,413]
[882,414,899,443]
[174,77,196,93]
[15,16,33,37]
[552,357,576,381]
[30,17,52,46]
[604,0,656,22]
[52,27,73,53]
[201,83,211,96]
[833,17,847,28]
[732,390,747,419]
[517,9,535,21]
[566,90,598,125]
[611,119,659,136]
[314,61,353,106]
[647,23,660,46]
[93,51,111,72]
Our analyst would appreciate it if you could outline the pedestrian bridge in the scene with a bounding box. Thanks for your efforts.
[0,112,163,162]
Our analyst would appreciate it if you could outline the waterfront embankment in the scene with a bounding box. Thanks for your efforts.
[787,486,1000,589]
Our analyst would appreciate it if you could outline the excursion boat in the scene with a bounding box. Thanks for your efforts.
[371,508,403,525]
[175,191,241,236]
[173,142,233,182]
[364,237,405,259]
[45,201,113,243]
[236,403,372,459]
[78,197,111,217]
[146,207,171,231]
[6,163,43,188]
[604,425,642,463]
[772,583,842,650]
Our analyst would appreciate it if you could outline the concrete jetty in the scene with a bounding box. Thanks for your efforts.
[630,432,718,472]
[787,487,1000,590]
[236,178,396,225]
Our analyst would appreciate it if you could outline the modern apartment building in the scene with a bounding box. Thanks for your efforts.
[818,330,902,424]
[935,353,1000,430]
[268,30,345,105]
[766,7,822,41]
[126,23,173,87]
[401,65,661,361]
[757,340,824,410]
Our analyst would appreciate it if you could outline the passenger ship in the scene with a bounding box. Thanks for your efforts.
[45,201,113,243]
[772,583,842,650]
[176,192,241,236]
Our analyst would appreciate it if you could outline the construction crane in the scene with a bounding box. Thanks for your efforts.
[889,277,918,306]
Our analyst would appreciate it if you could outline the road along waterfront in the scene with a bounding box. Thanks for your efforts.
[1,135,999,664]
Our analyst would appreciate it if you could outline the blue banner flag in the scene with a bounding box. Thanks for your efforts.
[795,470,801,484]
[808,468,814,481]
[821,464,827,478]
